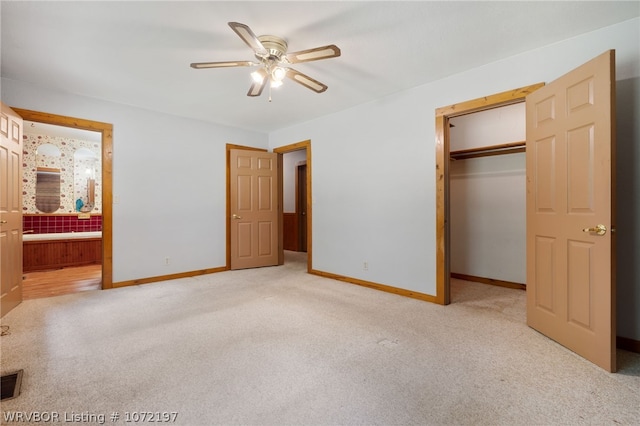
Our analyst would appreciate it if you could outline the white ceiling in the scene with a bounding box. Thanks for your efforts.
[2,1,638,133]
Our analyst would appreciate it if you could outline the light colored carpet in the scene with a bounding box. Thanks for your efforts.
[1,251,639,425]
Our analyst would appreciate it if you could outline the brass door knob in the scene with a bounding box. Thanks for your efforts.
[232,214,242,219]
[582,224,607,236]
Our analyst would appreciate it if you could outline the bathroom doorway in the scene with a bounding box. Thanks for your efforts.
[13,108,113,297]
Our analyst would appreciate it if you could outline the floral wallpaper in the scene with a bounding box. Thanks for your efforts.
[23,133,102,214]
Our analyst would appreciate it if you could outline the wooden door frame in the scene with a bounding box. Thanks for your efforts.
[434,83,544,305]
[12,108,114,289]
[274,140,312,272]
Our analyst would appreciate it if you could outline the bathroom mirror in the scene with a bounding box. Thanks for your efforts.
[24,121,102,214]
[35,144,62,213]
[74,148,98,212]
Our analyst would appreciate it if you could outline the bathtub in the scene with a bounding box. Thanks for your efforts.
[23,231,102,272]
[23,231,102,241]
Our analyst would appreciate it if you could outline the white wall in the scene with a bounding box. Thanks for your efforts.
[1,78,268,282]
[269,18,640,341]
[283,150,307,213]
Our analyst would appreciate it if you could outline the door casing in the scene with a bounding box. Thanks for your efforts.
[12,108,114,289]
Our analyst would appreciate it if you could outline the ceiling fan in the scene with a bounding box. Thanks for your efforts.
[190,22,341,99]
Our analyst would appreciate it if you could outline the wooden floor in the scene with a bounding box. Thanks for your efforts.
[22,265,102,300]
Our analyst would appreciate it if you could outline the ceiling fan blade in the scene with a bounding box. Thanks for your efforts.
[228,22,268,56]
[247,68,268,97]
[286,68,328,93]
[247,79,267,97]
[190,61,257,69]
[285,45,341,64]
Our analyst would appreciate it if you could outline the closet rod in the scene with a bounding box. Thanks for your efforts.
[450,141,525,160]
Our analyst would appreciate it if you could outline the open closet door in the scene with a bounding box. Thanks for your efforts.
[526,50,616,372]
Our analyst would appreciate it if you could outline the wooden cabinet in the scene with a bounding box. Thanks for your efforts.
[23,238,102,272]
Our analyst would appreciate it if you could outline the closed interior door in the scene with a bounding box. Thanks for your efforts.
[526,50,616,372]
[230,149,279,270]
[1,102,23,317]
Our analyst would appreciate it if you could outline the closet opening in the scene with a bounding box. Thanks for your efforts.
[434,83,545,305]
[449,103,527,296]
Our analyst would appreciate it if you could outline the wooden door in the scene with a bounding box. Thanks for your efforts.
[297,163,307,252]
[230,149,279,270]
[526,50,616,372]
[1,102,24,317]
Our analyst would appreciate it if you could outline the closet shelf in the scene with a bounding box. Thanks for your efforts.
[450,141,525,160]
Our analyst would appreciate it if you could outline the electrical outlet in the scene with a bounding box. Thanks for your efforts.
[165,257,170,265]
[363,261,369,271]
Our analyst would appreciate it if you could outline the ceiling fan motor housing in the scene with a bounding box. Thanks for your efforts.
[257,35,288,61]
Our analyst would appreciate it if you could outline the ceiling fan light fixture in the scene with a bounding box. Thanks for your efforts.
[272,66,286,82]
[270,79,283,88]
[251,70,265,83]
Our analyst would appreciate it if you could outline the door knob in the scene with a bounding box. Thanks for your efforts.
[582,224,607,236]
[0,220,7,224]
[232,214,242,219]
